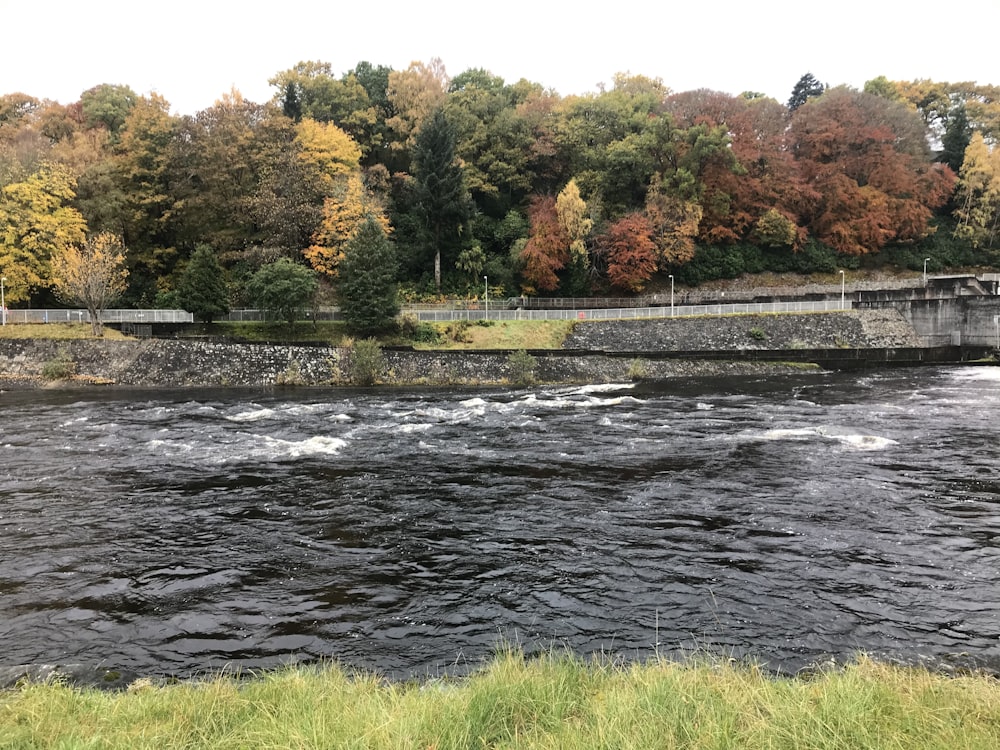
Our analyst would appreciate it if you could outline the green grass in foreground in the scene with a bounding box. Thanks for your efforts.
[2,648,999,749]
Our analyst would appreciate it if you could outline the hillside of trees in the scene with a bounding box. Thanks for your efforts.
[2,63,999,313]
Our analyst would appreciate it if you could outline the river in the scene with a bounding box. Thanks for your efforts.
[1,366,999,680]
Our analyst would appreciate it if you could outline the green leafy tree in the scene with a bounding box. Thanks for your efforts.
[411,108,472,291]
[80,83,138,137]
[247,257,317,329]
[338,216,399,335]
[177,244,230,323]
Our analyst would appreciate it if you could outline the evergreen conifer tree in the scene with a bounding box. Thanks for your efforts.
[339,215,400,335]
[177,244,230,323]
[412,108,472,291]
[787,73,826,111]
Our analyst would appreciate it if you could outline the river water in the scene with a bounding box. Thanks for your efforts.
[2,367,999,679]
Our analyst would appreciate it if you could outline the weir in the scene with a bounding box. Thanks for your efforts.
[854,275,1000,348]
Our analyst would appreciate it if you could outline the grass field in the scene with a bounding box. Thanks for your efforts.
[2,648,999,749]
[0,319,577,350]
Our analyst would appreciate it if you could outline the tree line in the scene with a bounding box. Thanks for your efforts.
[1,63,999,331]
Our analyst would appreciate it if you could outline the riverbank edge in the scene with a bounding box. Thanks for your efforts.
[0,310,971,389]
[4,649,1000,749]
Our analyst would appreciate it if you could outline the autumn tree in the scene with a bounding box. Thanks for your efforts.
[518,195,568,293]
[665,89,819,248]
[555,178,592,293]
[753,208,798,247]
[177,244,230,323]
[386,58,449,157]
[0,162,87,303]
[338,216,399,335]
[305,171,391,278]
[600,213,658,293]
[50,232,129,336]
[245,110,325,253]
[77,93,179,299]
[269,61,387,158]
[953,132,1000,248]
[294,117,362,192]
[170,89,266,251]
[644,177,703,265]
[790,87,954,255]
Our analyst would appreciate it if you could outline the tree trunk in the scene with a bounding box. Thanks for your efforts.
[88,305,103,337]
[434,222,442,293]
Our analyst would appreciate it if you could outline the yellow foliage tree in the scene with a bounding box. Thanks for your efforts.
[0,162,87,303]
[50,232,129,336]
[954,132,1000,248]
[294,118,362,193]
[644,179,702,267]
[304,172,392,278]
[555,179,592,261]
[386,58,449,152]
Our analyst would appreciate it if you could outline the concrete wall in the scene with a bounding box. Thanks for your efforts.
[858,297,1000,347]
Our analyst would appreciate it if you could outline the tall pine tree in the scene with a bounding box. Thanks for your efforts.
[411,108,472,292]
[787,73,826,111]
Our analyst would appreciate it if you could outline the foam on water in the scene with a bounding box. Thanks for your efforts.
[761,426,897,451]
[226,407,277,422]
[259,435,348,458]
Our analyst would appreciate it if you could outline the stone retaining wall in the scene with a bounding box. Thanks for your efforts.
[0,310,924,388]
[563,309,920,351]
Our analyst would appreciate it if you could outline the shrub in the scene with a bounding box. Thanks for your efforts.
[397,314,441,344]
[507,349,537,385]
[41,349,76,380]
[445,320,473,343]
[748,327,768,341]
[349,338,384,386]
[276,359,305,386]
[627,358,648,380]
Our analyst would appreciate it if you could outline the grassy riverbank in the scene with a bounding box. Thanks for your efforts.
[3,649,999,749]
[0,319,577,351]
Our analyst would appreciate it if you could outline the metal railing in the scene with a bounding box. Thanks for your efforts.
[1,301,852,327]
[1,309,193,324]
[411,299,851,322]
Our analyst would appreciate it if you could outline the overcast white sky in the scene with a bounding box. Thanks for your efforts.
[3,0,998,116]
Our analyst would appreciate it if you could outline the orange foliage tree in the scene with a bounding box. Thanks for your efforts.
[519,195,569,293]
[790,87,955,255]
[601,213,658,293]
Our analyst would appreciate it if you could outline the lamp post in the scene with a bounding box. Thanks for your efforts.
[1,276,5,326]
[839,270,845,310]
[994,315,999,351]
[923,257,930,284]
[669,274,674,317]
[483,275,488,319]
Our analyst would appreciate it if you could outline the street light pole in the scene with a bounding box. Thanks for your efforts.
[839,270,845,310]
[1,276,5,326]
[923,257,930,284]
[483,275,488,318]
[669,274,674,317]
